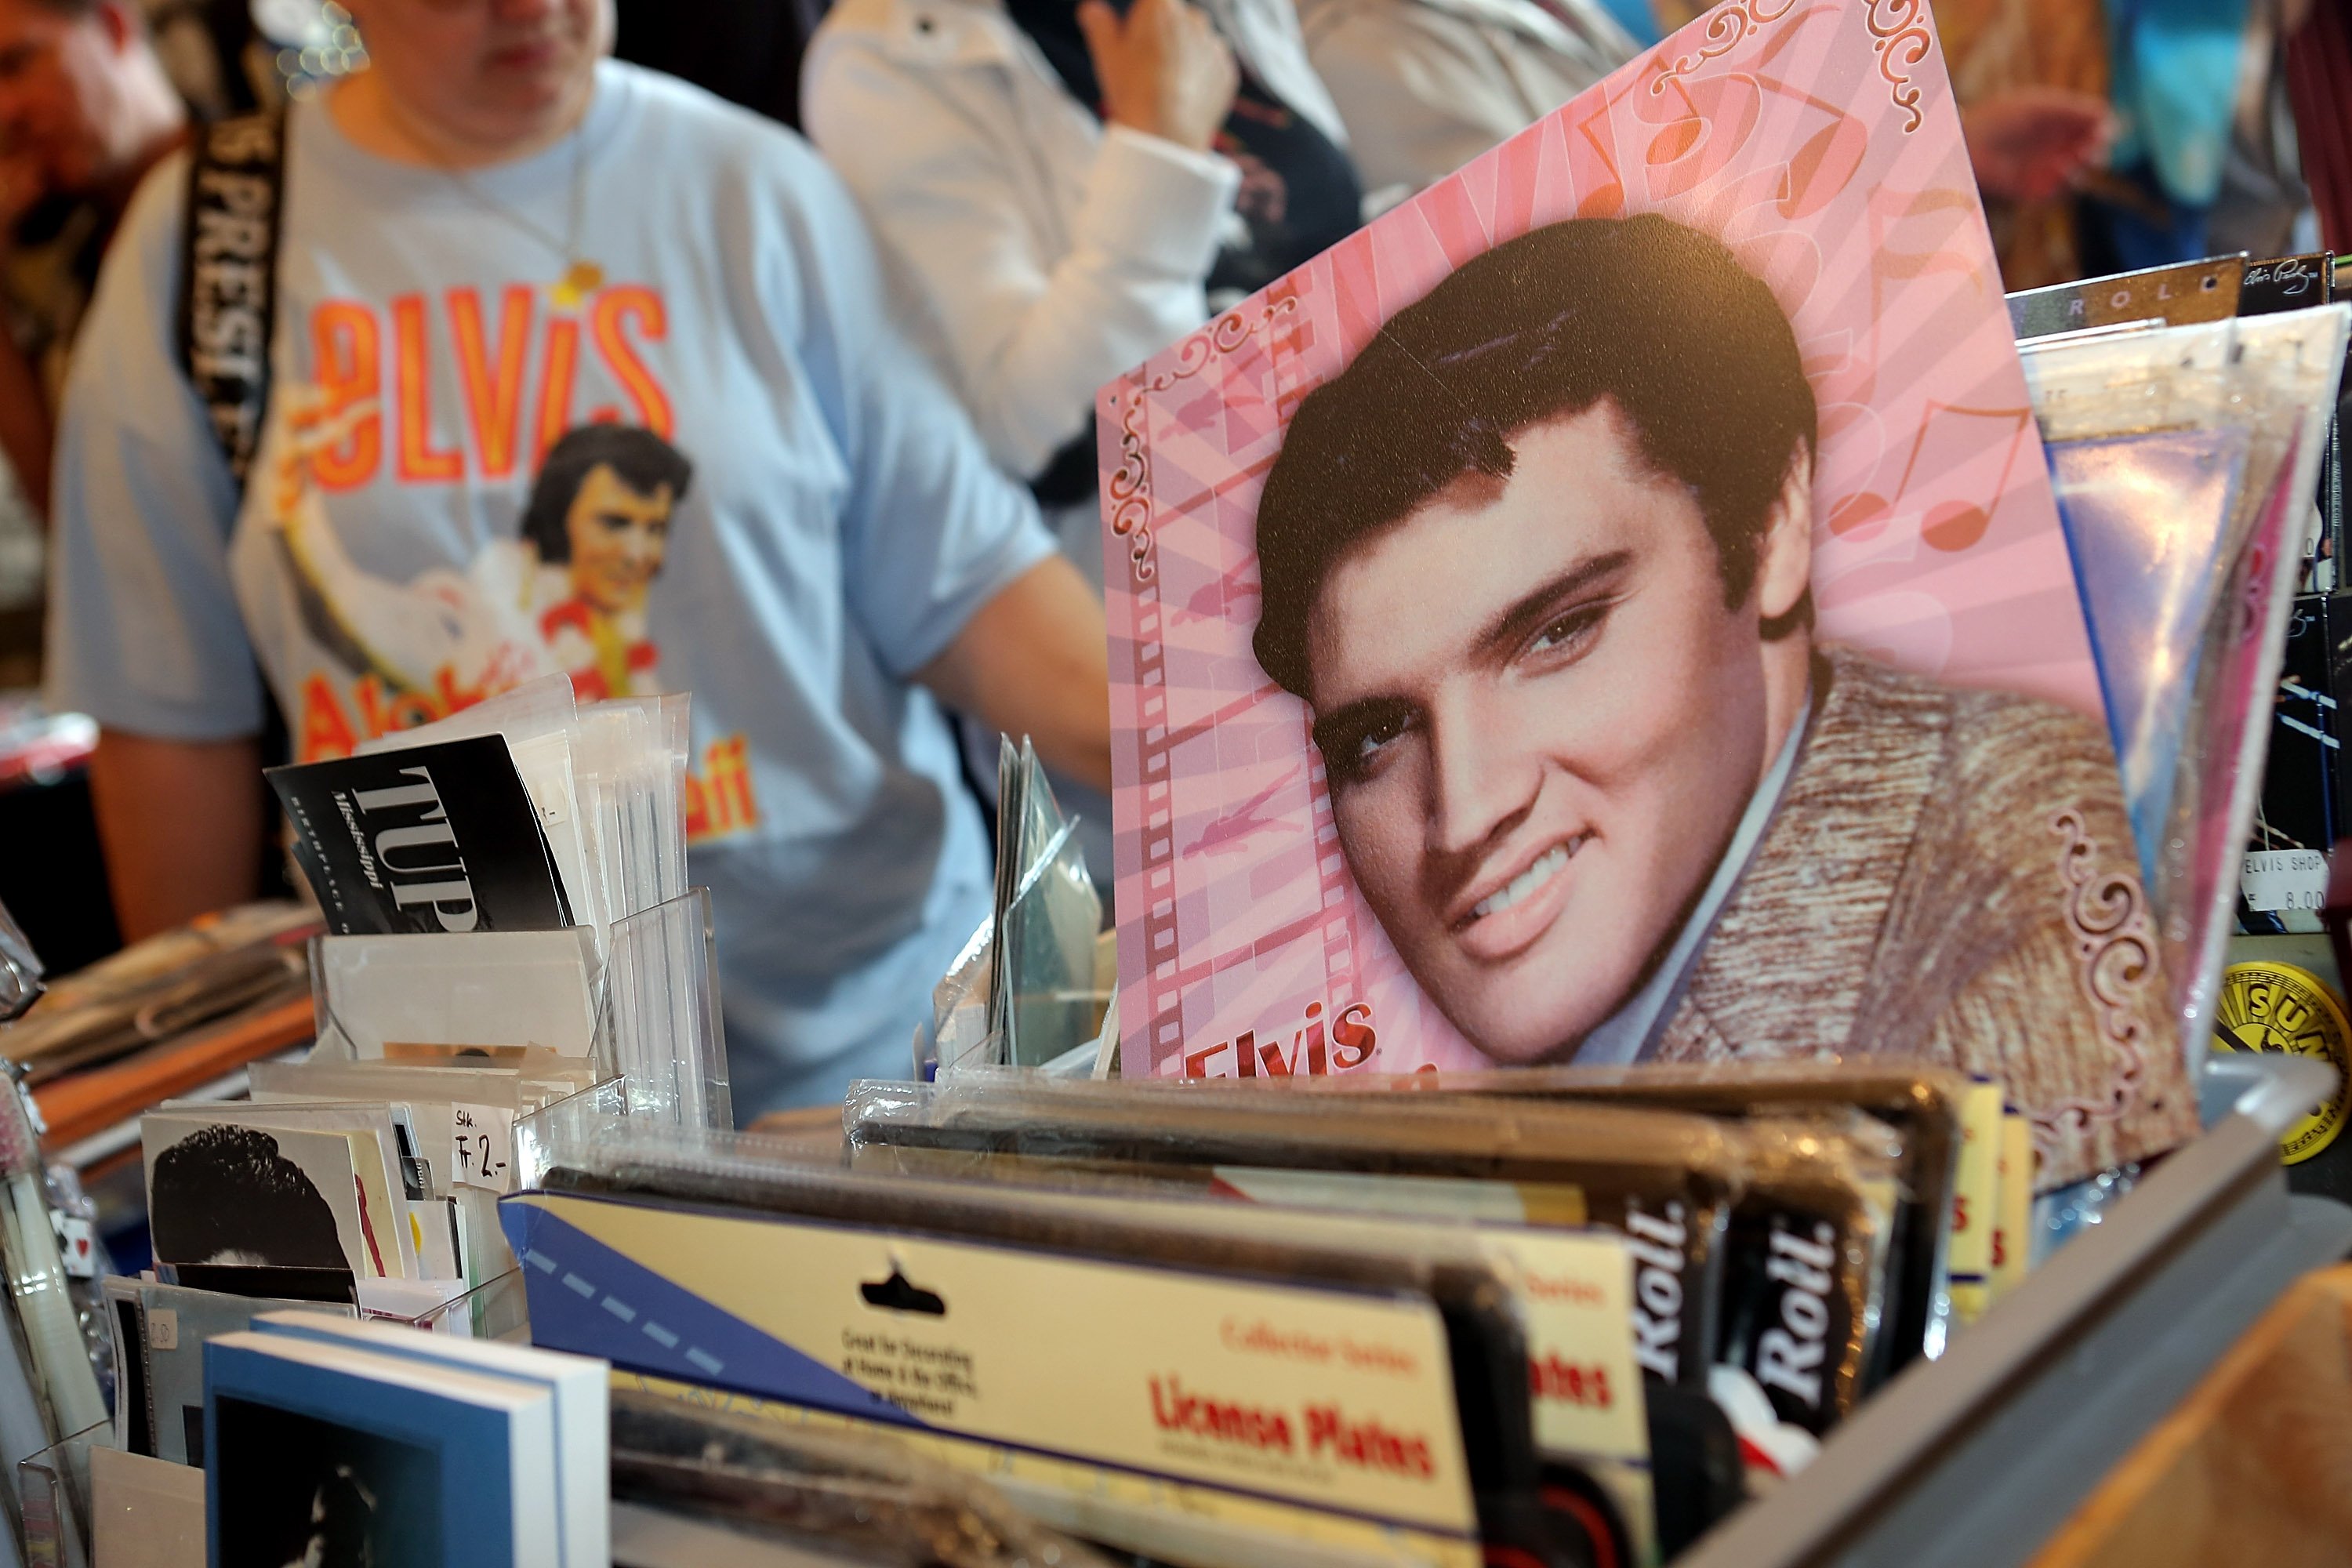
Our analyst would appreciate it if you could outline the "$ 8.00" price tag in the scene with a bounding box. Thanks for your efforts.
[2241,849,2328,914]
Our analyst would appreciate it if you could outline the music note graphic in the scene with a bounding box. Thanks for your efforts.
[1845,401,2033,553]
[1827,184,1982,419]
[1636,70,1762,202]
[1753,71,1868,220]
[1565,76,1643,217]
[1628,5,1857,213]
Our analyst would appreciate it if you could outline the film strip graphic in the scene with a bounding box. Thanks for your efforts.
[1127,274,1367,1076]
[1129,561,1182,1070]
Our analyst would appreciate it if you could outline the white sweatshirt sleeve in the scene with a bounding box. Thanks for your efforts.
[804,31,1240,480]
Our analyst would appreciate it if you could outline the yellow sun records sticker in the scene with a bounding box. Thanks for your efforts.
[1945,1080,2003,1325]
[1988,1111,2033,1302]
[2213,960,2352,1165]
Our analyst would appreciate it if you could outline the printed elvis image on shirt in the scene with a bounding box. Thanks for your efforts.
[267,398,692,710]
[1248,213,2194,1181]
[517,424,690,700]
[251,376,761,843]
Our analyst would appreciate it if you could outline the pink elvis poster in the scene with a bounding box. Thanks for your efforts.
[1098,0,2199,1183]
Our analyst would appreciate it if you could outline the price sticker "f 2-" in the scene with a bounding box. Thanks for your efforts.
[451,1105,517,1193]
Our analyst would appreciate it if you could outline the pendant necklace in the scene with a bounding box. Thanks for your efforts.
[435,114,604,309]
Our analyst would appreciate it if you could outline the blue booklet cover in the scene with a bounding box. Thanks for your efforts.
[252,1310,608,1568]
[204,1331,560,1568]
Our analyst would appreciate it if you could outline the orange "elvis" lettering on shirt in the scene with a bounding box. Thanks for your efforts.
[307,285,673,492]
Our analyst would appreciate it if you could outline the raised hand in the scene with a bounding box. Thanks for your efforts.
[1962,88,2114,206]
[1077,0,1239,154]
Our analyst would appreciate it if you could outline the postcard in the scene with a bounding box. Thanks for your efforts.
[267,735,571,936]
[142,1117,376,1279]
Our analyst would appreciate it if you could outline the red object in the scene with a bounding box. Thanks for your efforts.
[32,995,315,1151]
[2288,0,2352,252]
[0,712,96,793]
[1537,1483,1624,1568]
[2325,838,2352,996]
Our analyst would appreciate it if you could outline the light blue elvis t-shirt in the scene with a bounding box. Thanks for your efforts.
[45,63,1055,1112]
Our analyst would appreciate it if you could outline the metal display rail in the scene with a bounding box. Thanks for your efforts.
[1682,1054,2352,1568]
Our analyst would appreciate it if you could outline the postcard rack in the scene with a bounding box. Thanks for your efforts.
[1682,1053,2352,1568]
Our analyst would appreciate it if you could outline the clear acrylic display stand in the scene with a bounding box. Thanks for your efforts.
[1682,1053,2352,1568]
[358,1268,530,1342]
[17,1420,103,1568]
[302,892,730,1134]
[599,889,731,1130]
[514,1079,627,1193]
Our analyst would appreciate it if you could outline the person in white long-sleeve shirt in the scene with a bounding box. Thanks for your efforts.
[1294,0,1636,194]
[805,0,1356,501]
[804,0,1363,886]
